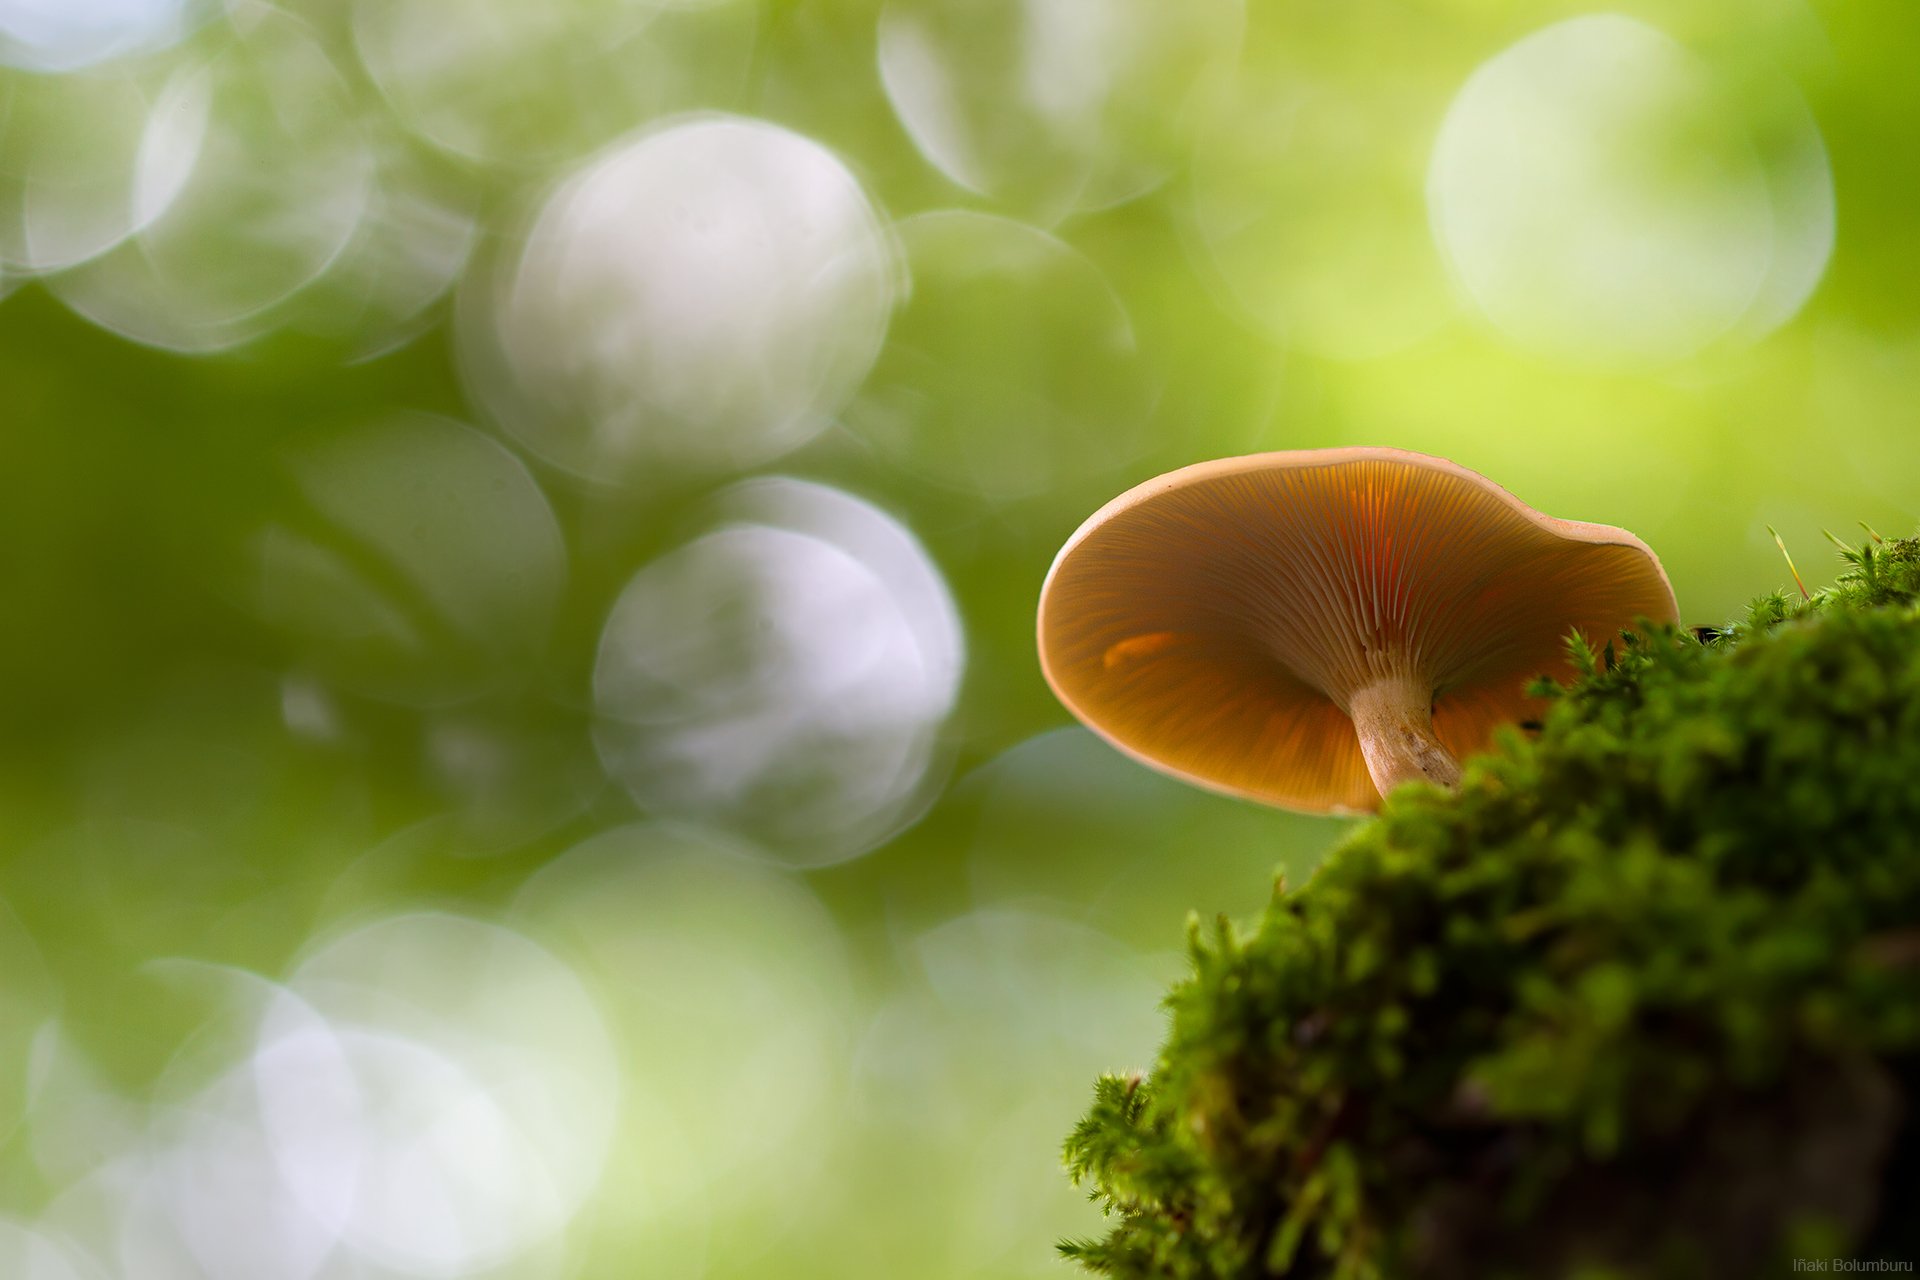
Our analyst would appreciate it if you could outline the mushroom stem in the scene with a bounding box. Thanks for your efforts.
[1348,675,1461,799]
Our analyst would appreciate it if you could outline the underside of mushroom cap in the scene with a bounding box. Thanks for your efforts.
[1037,448,1679,813]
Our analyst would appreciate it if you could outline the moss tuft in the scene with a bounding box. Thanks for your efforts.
[1061,534,1920,1279]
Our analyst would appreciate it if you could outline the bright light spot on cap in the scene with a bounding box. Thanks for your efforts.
[1428,14,1834,364]
[0,0,194,71]
[49,13,374,352]
[482,114,898,480]
[352,0,755,165]
[594,480,961,865]
[516,823,851,1205]
[274,912,620,1273]
[252,413,565,707]
[878,0,1242,220]
[847,210,1152,501]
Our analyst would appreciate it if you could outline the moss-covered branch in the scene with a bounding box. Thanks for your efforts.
[1062,535,1920,1279]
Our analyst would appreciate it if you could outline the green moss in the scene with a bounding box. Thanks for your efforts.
[1061,535,1920,1279]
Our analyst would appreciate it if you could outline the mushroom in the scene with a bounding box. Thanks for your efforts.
[1036,447,1677,813]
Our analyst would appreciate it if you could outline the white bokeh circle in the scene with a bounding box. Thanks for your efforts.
[48,12,374,352]
[0,1217,99,1280]
[847,210,1153,501]
[278,912,621,1275]
[1189,69,1459,359]
[592,478,962,865]
[480,114,899,482]
[515,823,853,1205]
[0,66,163,273]
[1428,14,1834,363]
[878,0,1243,221]
[252,413,567,708]
[0,0,198,71]
[352,0,756,166]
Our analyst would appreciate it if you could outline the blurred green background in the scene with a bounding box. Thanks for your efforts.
[1,0,1917,1275]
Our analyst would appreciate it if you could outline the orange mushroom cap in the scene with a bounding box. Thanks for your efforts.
[1036,447,1678,814]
